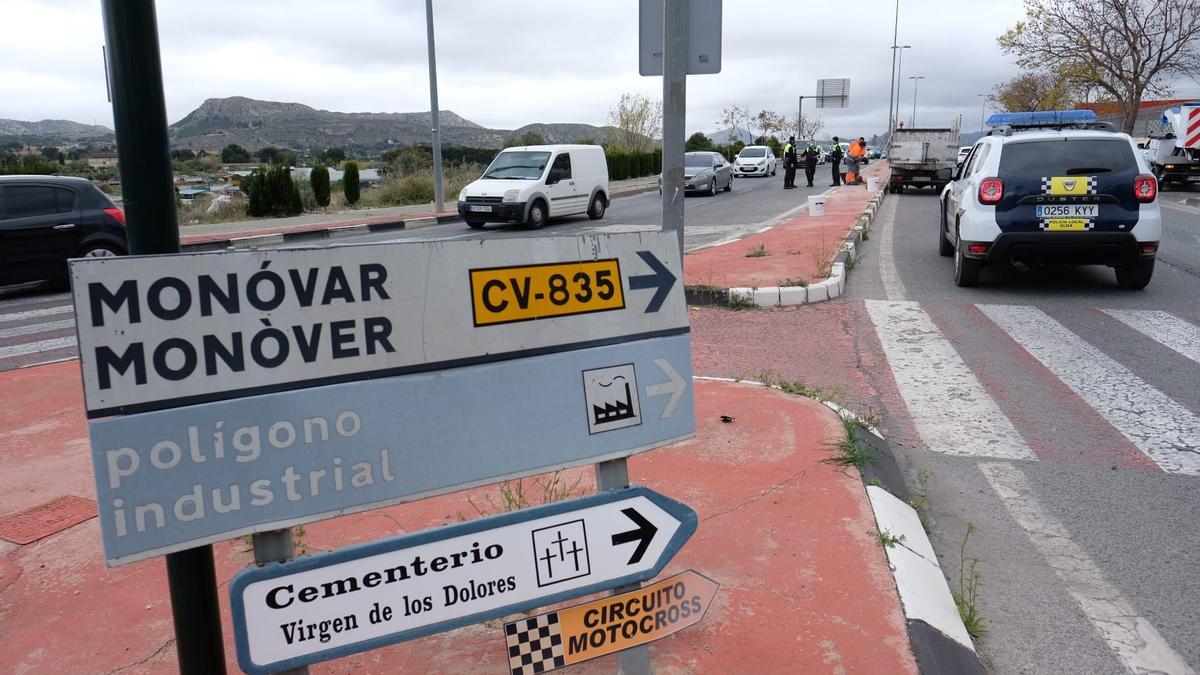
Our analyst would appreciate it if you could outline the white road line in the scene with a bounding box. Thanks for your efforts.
[0,305,74,325]
[1103,309,1200,366]
[980,462,1196,675]
[877,196,907,300]
[0,336,77,359]
[979,304,1200,475]
[0,292,71,309]
[0,318,76,340]
[865,300,1035,460]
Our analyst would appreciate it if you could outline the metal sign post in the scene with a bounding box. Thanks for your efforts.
[98,1,226,671]
[660,0,689,258]
[797,79,851,139]
[425,0,444,212]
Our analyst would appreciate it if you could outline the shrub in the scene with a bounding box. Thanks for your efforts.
[243,165,302,217]
[343,161,361,205]
[310,164,331,207]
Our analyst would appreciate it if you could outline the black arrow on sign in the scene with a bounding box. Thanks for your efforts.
[628,250,676,313]
[611,507,658,565]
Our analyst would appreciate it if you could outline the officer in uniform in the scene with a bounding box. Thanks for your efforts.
[783,136,797,189]
[802,140,821,187]
[829,136,844,187]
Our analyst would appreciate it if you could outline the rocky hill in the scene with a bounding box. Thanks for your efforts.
[0,118,115,146]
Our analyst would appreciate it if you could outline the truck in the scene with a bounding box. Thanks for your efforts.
[1146,103,1200,189]
[886,125,960,194]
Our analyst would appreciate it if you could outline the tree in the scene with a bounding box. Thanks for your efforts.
[685,132,714,152]
[171,148,196,161]
[783,112,824,141]
[990,69,1085,113]
[608,93,662,153]
[319,147,346,166]
[256,145,283,165]
[40,146,64,163]
[717,105,751,144]
[574,137,597,145]
[343,160,361,205]
[221,143,251,163]
[504,131,547,148]
[751,110,787,145]
[243,165,302,217]
[279,151,298,168]
[999,0,1200,134]
[311,164,331,208]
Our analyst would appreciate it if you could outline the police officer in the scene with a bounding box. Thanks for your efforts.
[829,136,844,187]
[802,140,821,187]
[783,136,797,189]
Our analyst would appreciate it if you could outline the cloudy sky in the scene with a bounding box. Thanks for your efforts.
[5,0,1200,140]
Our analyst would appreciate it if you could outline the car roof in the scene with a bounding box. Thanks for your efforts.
[0,174,95,187]
[991,129,1135,144]
[501,144,601,152]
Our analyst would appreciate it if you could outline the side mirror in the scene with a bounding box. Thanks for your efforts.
[937,167,955,181]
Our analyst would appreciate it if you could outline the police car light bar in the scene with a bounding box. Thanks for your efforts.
[986,110,1097,127]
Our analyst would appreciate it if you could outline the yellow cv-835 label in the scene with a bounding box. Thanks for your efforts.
[471,259,624,326]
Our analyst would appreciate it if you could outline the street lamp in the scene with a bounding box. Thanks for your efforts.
[887,0,901,137]
[894,46,912,130]
[977,94,987,132]
[909,76,925,127]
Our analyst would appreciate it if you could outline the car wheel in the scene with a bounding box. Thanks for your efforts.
[587,193,606,220]
[1114,258,1154,290]
[78,241,123,258]
[771,164,777,176]
[708,179,717,196]
[954,229,982,287]
[724,174,733,192]
[465,219,485,229]
[525,200,547,229]
[938,206,954,257]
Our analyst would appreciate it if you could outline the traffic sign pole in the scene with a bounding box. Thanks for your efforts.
[661,0,687,258]
[595,460,652,674]
[99,1,226,671]
[251,529,309,675]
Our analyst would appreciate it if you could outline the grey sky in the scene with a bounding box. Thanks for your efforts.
[4,0,1200,141]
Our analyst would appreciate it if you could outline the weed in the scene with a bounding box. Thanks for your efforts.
[952,522,986,639]
[866,478,884,488]
[778,276,808,288]
[827,415,877,470]
[725,292,755,310]
[745,243,769,258]
[876,529,906,548]
[908,468,933,535]
[861,229,871,242]
[467,471,586,517]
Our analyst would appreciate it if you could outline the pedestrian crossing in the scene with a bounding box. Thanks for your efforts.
[866,300,1200,476]
[0,291,78,372]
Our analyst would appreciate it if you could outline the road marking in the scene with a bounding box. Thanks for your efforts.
[0,336,76,359]
[979,304,1200,475]
[0,318,76,340]
[980,461,1196,675]
[0,292,71,309]
[1103,309,1200,366]
[865,300,1034,460]
[877,196,907,300]
[0,305,74,325]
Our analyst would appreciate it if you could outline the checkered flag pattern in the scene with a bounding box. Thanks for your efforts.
[505,612,566,675]
[1040,176,1097,195]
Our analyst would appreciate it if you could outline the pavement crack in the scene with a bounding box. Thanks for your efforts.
[702,469,808,523]
[106,637,175,674]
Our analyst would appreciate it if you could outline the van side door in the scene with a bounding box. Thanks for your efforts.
[543,152,579,216]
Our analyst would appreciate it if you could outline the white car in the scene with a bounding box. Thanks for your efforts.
[956,146,971,165]
[458,144,609,229]
[940,111,1161,289]
[733,146,776,177]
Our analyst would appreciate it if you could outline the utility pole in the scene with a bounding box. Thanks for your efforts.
[894,45,911,130]
[887,0,900,141]
[978,93,987,131]
[909,76,925,127]
[100,1,226,670]
[425,0,444,212]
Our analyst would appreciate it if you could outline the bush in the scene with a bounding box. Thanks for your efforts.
[375,175,436,205]
[343,161,361,205]
[310,164,331,207]
[243,165,302,217]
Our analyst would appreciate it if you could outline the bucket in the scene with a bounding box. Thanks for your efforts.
[867,176,880,192]
[808,196,826,217]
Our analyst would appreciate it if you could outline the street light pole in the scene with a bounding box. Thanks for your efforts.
[894,45,911,129]
[909,76,925,127]
[977,93,987,131]
[887,0,900,139]
[424,0,444,212]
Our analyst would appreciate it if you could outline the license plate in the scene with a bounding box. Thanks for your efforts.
[1188,176,1200,182]
[1046,218,1089,231]
[1037,204,1098,218]
[469,205,493,213]
[911,175,929,181]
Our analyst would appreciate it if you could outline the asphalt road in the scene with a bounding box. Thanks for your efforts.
[847,191,1200,673]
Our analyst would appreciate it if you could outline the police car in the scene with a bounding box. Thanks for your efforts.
[939,110,1161,289]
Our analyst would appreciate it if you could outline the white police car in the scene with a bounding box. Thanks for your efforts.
[939,110,1161,289]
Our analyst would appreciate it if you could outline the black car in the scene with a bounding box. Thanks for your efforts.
[0,175,127,286]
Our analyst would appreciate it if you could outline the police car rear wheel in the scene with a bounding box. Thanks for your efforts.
[1114,258,1154,290]
[938,208,954,257]
[954,234,982,287]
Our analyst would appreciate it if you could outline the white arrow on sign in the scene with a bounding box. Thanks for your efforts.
[645,358,687,419]
[230,487,697,675]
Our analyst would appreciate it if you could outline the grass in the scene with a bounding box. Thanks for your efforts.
[953,521,987,639]
[876,528,906,548]
[908,468,933,534]
[778,276,808,288]
[745,243,769,258]
[467,470,586,517]
[725,291,756,310]
[828,414,877,470]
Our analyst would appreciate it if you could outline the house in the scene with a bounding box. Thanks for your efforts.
[88,152,119,168]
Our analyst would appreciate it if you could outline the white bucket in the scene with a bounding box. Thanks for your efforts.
[867,176,880,192]
[808,196,826,217]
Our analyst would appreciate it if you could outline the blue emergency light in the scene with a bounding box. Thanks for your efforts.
[986,110,1097,127]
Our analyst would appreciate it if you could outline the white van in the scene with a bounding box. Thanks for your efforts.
[457,144,609,229]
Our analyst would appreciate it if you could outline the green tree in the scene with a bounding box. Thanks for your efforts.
[40,146,64,163]
[171,148,196,161]
[320,147,346,166]
[243,165,302,217]
[685,132,714,152]
[504,131,547,148]
[256,145,283,165]
[343,160,361,205]
[310,164,331,208]
[221,143,252,163]
[279,151,298,168]
[608,93,661,153]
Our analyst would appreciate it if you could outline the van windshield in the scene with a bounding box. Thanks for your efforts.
[482,151,551,180]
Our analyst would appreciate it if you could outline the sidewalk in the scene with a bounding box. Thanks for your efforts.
[0,362,917,673]
[178,176,660,250]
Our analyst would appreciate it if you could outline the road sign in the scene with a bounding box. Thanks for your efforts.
[816,78,851,108]
[503,570,718,674]
[229,487,697,674]
[638,0,722,76]
[89,332,694,565]
[69,231,687,416]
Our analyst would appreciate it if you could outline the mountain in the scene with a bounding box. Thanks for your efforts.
[0,118,114,145]
[167,96,614,152]
[706,127,756,145]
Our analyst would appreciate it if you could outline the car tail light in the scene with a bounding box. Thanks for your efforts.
[967,243,990,255]
[1133,174,1157,203]
[978,177,1004,205]
[103,207,126,224]
[1141,242,1159,255]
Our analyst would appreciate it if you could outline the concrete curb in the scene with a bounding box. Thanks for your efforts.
[685,185,888,308]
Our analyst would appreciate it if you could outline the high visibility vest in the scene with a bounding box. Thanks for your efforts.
[784,143,794,155]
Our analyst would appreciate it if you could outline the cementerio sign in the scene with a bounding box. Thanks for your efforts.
[69,232,685,417]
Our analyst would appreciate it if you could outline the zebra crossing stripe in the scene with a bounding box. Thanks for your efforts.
[865,300,1034,460]
[0,305,73,325]
[0,319,76,340]
[978,304,1200,475]
[1103,309,1200,366]
[0,336,76,360]
[0,292,70,308]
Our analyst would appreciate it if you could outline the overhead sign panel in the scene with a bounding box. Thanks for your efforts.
[638,0,723,76]
[69,232,687,416]
[503,570,718,674]
[229,488,698,674]
[816,78,851,108]
[90,333,694,565]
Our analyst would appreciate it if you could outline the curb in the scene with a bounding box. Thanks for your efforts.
[684,185,888,308]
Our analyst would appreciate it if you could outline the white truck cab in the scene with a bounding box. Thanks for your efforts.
[457,144,609,229]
